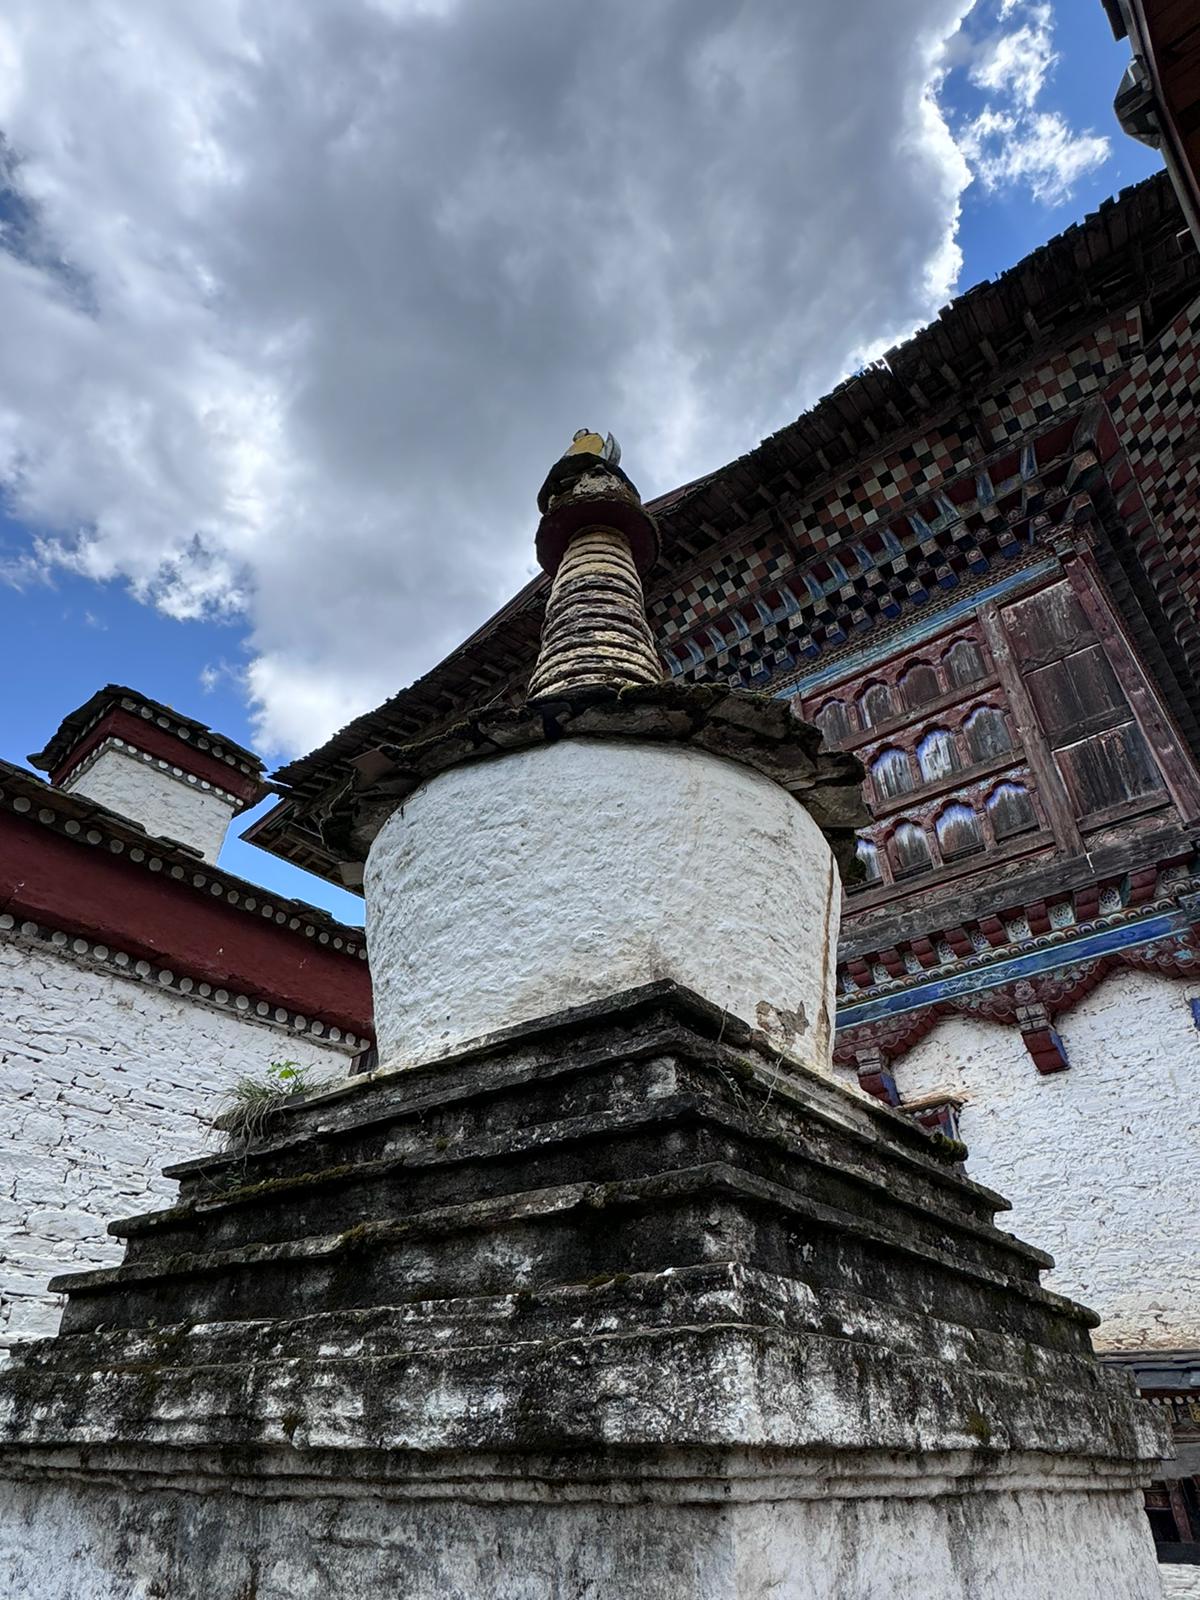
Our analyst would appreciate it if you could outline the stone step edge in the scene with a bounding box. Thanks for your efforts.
[15,1263,1109,1389]
[163,994,1010,1216]
[0,1439,1157,1505]
[54,1160,1091,1329]
[0,1320,1157,1465]
[114,1091,1015,1264]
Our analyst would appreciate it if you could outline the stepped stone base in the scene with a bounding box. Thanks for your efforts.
[0,984,1166,1598]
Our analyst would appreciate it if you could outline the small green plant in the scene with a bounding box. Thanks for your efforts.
[220,1059,330,1148]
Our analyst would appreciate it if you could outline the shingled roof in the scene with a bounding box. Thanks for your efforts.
[30,684,265,782]
[248,170,1198,884]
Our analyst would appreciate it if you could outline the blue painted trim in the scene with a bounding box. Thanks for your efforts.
[775,556,1060,699]
[837,907,1198,1029]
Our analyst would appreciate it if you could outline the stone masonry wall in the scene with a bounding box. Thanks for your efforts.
[0,936,354,1354]
[890,970,1200,1353]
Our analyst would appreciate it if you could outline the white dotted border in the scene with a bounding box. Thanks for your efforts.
[50,696,262,781]
[119,697,258,778]
[2,785,369,961]
[0,913,367,1053]
[63,736,244,808]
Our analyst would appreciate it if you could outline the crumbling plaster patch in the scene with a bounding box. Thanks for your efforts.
[0,939,350,1354]
[891,969,1200,1351]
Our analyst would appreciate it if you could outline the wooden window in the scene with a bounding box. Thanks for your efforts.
[854,838,882,884]
[814,699,853,746]
[935,802,983,860]
[1003,580,1166,821]
[1025,646,1126,742]
[963,705,1013,763]
[1057,723,1161,814]
[987,782,1038,839]
[1005,582,1091,665]
[858,681,894,729]
[899,661,939,709]
[944,638,985,688]
[888,821,932,878]
[872,746,915,801]
[916,728,961,782]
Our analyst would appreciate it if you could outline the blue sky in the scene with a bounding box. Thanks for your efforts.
[947,0,1160,267]
[0,0,1165,922]
[0,511,368,918]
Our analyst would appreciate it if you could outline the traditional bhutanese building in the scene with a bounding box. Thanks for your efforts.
[246,170,1200,1568]
[0,685,374,1353]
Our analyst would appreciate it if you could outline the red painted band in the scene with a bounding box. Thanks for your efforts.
[51,708,265,807]
[0,811,372,1038]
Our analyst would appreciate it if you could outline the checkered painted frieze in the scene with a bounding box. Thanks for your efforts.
[1105,299,1200,684]
[648,319,1143,692]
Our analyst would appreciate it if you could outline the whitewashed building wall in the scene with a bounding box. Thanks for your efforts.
[891,969,1200,1352]
[61,743,238,865]
[0,937,356,1354]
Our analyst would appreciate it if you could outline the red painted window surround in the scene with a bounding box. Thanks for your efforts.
[0,810,372,1037]
[50,707,266,808]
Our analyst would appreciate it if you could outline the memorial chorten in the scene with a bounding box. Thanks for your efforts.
[0,433,1166,1598]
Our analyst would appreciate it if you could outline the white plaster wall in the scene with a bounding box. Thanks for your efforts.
[366,738,840,1076]
[64,746,235,862]
[889,970,1200,1352]
[1160,1568,1200,1598]
[0,938,351,1354]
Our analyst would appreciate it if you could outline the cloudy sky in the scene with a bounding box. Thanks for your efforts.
[0,0,1160,913]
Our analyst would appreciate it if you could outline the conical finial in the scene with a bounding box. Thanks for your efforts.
[527,430,663,701]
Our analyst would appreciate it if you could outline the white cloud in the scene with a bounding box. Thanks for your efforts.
[953,1,1110,202]
[959,107,1111,203]
[970,0,1055,107]
[0,0,983,756]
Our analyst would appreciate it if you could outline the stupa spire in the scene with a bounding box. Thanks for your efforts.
[527,428,663,700]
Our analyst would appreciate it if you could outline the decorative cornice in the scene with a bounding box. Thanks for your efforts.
[0,914,366,1052]
[776,554,1060,699]
[31,687,264,783]
[62,736,245,809]
[835,885,1200,1072]
[840,895,1200,1023]
[838,848,1197,999]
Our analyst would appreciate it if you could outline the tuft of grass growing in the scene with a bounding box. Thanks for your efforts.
[220,1059,331,1149]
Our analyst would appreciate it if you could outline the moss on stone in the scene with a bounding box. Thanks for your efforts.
[335,1222,380,1255]
[965,1410,993,1446]
[193,1162,364,1211]
[925,1133,970,1165]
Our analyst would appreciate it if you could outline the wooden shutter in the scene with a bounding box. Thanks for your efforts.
[1001,580,1164,823]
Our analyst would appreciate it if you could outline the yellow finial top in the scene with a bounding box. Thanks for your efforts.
[563,429,621,465]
